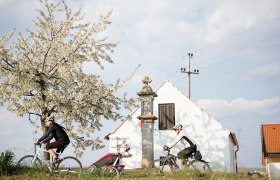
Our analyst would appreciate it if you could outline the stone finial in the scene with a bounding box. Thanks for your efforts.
[140,76,153,93]
[142,76,152,85]
[137,76,157,97]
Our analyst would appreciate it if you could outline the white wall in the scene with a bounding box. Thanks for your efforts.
[153,80,231,172]
[268,163,280,179]
[109,80,235,172]
[108,110,142,169]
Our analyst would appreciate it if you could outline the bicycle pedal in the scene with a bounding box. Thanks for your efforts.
[51,159,61,165]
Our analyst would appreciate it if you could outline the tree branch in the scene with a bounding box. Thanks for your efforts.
[42,44,52,72]
[48,35,88,75]
[48,105,57,116]
[3,59,15,68]
[29,112,42,118]
[26,90,35,96]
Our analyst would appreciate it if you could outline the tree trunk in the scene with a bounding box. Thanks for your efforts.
[41,108,50,161]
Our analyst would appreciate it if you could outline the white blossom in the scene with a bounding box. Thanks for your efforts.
[0,0,137,157]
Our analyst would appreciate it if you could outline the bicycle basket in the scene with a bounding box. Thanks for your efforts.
[194,151,202,160]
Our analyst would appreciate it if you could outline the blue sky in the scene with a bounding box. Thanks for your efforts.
[0,0,280,168]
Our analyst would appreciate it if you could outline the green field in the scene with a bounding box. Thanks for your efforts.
[0,150,268,180]
[0,168,268,180]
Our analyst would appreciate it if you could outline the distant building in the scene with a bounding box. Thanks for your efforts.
[261,124,280,179]
[105,79,239,173]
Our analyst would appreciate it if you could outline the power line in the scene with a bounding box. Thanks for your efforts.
[194,16,280,53]
[194,32,280,66]
[162,42,280,81]
[200,42,280,69]
[152,16,280,85]
[153,56,184,79]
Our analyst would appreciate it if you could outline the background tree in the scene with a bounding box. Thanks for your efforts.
[0,0,138,158]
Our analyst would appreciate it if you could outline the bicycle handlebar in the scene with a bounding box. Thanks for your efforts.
[163,145,171,152]
[34,143,42,147]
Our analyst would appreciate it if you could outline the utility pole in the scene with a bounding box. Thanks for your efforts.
[181,53,199,99]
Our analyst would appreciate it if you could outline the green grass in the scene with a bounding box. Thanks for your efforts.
[0,168,269,180]
[0,149,268,179]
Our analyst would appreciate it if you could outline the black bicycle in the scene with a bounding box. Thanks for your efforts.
[148,145,211,175]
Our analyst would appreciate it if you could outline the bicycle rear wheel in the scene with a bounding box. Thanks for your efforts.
[188,160,211,173]
[17,155,42,169]
[57,156,82,174]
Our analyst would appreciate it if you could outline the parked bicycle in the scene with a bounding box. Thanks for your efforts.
[87,146,131,177]
[148,145,211,175]
[17,137,83,174]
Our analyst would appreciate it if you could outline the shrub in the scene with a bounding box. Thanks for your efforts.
[0,149,20,175]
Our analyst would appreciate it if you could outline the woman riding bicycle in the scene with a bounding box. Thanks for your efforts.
[35,116,70,164]
[164,124,196,169]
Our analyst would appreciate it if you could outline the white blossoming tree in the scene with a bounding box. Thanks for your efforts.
[0,0,137,158]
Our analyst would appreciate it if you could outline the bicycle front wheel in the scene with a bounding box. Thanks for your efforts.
[149,158,175,175]
[188,160,211,173]
[57,156,82,174]
[17,155,42,169]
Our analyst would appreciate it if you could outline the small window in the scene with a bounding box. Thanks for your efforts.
[158,103,175,130]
